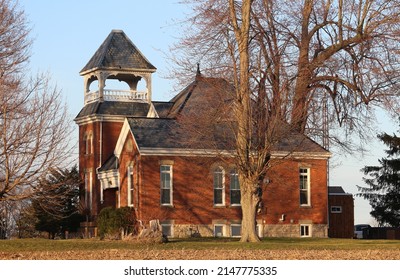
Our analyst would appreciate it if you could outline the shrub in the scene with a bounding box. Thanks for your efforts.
[97,207,136,240]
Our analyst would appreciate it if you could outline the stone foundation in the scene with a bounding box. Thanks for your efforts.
[263,223,328,238]
[173,224,213,238]
[171,223,328,238]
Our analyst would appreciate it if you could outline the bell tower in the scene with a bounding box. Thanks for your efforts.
[80,29,156,104]
[75,30,156,236]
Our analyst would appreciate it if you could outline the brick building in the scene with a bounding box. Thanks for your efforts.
[75,30,332,238]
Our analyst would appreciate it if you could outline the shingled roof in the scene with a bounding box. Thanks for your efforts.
[168,76,235,118]
[80,30,156,74]
[127,117,329,155]
[75,101,151,119]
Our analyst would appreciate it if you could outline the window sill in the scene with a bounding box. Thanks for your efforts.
[161,204,174,208]
[213,205,226,208]
[300,205,312,209]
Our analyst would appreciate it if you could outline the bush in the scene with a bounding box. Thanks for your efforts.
[97,207,136,240]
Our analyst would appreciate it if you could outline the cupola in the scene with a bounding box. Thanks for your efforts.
[80,30,156,104]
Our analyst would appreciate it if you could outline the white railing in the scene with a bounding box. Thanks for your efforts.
[84,89,148,104]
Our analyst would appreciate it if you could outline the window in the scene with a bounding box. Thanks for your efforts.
[230,224,241,237]
[160,165,173,205]
[300,224,311,237]
[127,166,134,207]
[161,223,173,237]
[299,168,310,206]
[84,133,93,155]
[214,225,224,237]
[230,170,241,206]
[331,206,342,213]
[257,224,263,238]
[84,171,92,210]
[213,166,225,206]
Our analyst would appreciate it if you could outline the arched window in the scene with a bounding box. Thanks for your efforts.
[84,132,93,155]
[213,166,225,206]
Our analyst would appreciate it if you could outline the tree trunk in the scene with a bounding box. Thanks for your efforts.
[290,0,312,133]
[291,69,311,133]
[240,178,260,242]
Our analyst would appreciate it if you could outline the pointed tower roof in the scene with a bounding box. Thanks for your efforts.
[80,29,156,75]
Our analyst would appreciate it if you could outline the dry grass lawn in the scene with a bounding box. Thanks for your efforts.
[1,238,399,260]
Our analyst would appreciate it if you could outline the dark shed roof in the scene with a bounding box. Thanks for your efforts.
[98,154,118,172]
[329,186,352,195]
[80,30,156,74]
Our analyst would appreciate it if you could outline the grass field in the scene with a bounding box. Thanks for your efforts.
[1,237,399,260]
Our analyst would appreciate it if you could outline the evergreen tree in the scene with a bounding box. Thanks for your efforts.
[358,131,400,227]
[32,166,83,238]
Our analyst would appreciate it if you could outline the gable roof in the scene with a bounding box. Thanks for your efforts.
[80,30,156,75]
[167,76,234,118]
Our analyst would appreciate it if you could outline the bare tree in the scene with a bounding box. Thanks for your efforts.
[0,0,74,203]
[171,0,400,242]
[0,199,31,238]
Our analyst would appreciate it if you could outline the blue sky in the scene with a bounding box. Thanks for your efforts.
[19,0,398,225]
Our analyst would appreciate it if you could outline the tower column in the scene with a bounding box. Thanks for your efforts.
[98,72,108,102]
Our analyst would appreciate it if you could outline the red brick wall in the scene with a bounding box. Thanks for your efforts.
[78,120,123,217]
[86,124,329,229]
[116,152,328,227]
[137,156,242,224]
[262,159,328,225]
[118,133,140,210]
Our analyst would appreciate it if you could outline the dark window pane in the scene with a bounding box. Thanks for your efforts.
[214,189,222,204]
[231,190,241,205]
[161,189,170,204]
[300,190,308,205]
[214,225,223,237]
[162,225,171,237]
[231,225,241,237]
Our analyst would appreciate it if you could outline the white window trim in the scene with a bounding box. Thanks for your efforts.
[214,224,225,237]
[257,223,264,238]
[213,166,225,206]
[84,133,93,155]
[160,165,173,206]
[127,166,134,207]
[300,224,312,237]
[299,168,311,206]
[85,170,93,211]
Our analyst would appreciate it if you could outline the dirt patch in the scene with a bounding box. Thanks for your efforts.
[1,249,399,260]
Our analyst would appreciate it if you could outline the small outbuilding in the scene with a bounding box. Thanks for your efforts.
[328,186,354,238]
